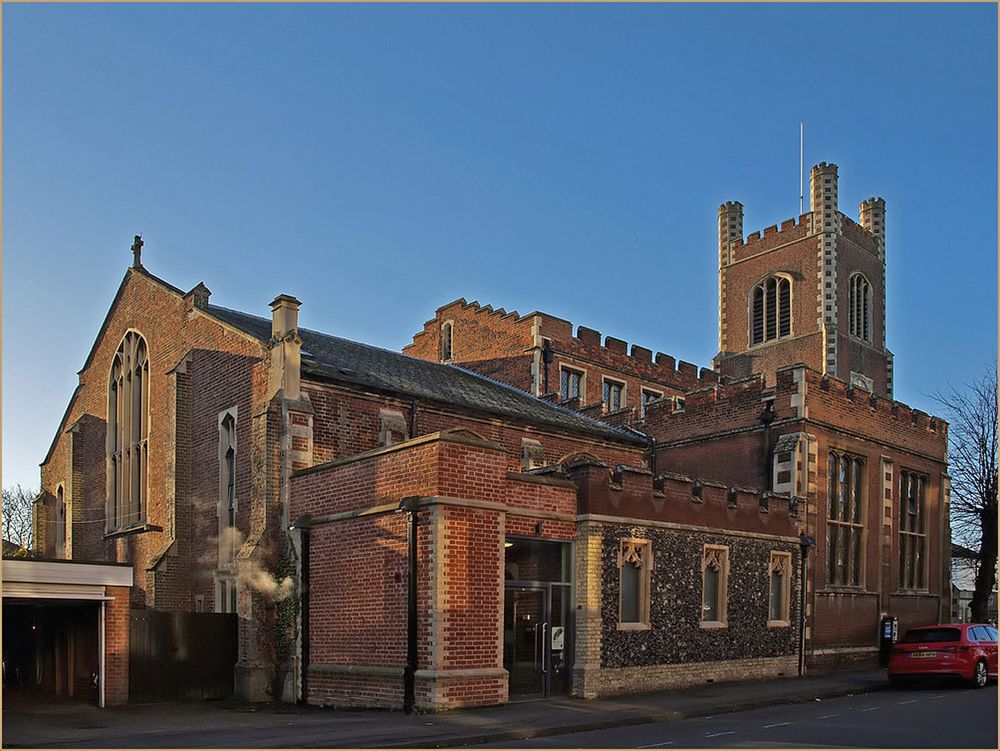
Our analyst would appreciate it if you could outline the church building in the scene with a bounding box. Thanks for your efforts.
[32,162,949,709]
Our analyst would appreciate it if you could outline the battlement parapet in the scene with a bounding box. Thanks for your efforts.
[839,212,881,253]
[729,214,812,259]
[811,161,839,174]
[565,458,799,537]
[777,365,948,445]
[558,323,721,392]
[404,297,538,354]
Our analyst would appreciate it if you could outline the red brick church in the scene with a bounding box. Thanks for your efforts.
[33,162,950,709]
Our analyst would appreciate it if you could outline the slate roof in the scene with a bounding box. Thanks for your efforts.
[204,304,648,447]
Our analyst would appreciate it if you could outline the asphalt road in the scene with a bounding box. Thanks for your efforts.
[475,683,999,748]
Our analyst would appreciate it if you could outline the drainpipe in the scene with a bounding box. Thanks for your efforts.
[759,403,776,490]
[289,516,313,705]
[400,496,421,714]
[542,341,553,395]
[798,534,816,676]
[409,398,419,439]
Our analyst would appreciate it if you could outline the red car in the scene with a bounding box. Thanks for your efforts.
[888,623,998,688]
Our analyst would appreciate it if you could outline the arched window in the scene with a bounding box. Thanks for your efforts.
[440,321,453,362]
[55,485,66,558]
[750,275,791,346]
[849,273,871,342]
[107,331,149,531]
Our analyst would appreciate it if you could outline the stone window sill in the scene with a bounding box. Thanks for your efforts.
[617,622,650,632]
[700,620,728,630]
[104,522,161,539]
[767,619,791,628]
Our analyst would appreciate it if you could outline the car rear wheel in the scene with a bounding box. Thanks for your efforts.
[971,660,988,688]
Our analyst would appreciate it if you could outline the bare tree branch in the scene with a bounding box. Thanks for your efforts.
[2,484,38,552]
[933,363,998,623]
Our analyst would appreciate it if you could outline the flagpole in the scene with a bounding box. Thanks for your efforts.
[799,122,804,215]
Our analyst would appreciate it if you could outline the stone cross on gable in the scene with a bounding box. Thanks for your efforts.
[131,235,143,269]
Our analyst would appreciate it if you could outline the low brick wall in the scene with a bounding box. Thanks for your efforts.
[595,655,799,697]
[307,664,403,709]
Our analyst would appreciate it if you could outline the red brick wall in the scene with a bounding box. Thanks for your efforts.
[39,269,270,613]
[402,298,721,412]
[292,434,581,709]
[403,299,535,365]
[832,230,887,392]
[302,379,645,474]
[656,432,767,489]
[717,227,824,384]
[729,214,813,261]
[569,461,799,539]
[185,347,266,612]
[104,584,130,705]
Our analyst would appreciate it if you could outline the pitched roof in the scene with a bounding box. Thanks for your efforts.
[204,304,648,447]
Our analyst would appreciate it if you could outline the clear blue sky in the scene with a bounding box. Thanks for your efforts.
[3,3,997,491]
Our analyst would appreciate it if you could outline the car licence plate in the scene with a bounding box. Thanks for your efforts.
[911,651,936,659]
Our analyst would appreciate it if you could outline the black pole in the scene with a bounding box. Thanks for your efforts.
[798,535,814,676]
[299,527,310,704]
[402,497,420,714]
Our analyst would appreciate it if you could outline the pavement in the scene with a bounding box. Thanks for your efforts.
[2,669,891,748]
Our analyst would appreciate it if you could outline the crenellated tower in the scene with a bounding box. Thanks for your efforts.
[714,163,893,397]
[717,201,744,353]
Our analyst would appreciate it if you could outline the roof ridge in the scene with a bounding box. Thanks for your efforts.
[203,301,647,447]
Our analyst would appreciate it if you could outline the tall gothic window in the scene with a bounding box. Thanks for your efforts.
[849,273,872,342]
[107,331,149,531]
[701,545,729,626]
[827,452,865,587]
[55,485,66,558]
[899,470,927,591]
[618,539,651,628]
[750,275,792,346]
[219,411,238,565]
[768,551,792,625]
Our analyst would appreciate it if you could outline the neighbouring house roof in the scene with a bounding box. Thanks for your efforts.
[204,303,648,447]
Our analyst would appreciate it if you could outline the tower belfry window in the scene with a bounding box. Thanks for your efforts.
[750,276,791,346]
[849,273,871,342]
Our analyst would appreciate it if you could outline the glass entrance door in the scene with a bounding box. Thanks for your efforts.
[504,586,547,700]
[503,537,573,701]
